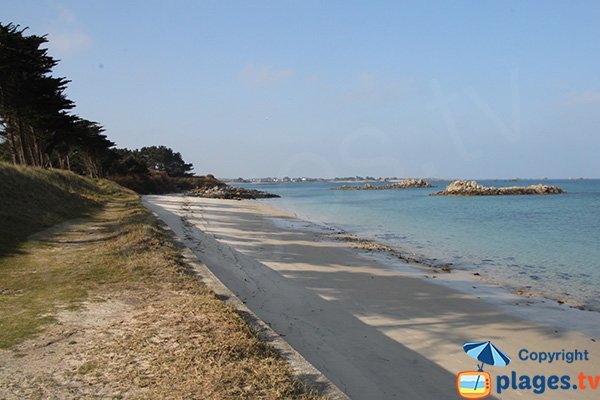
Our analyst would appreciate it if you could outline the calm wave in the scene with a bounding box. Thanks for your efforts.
[238,180,600,310]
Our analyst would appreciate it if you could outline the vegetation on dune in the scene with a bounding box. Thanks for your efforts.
[0,164,322,399]
[0,162,108,256]
[136,145,194,177]
[106,147,224,194]
[109,172,226,195]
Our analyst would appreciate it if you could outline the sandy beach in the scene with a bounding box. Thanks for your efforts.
[143,194,600,400]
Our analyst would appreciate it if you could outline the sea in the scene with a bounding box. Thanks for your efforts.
[236,180,600,311]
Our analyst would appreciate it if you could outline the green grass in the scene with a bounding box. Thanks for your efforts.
[0,163,324,399]
[0,162,145,347]
[0,169,161,347]
[0,162,117,257]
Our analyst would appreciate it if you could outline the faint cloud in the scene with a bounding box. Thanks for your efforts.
[45,4,92,55]
[48,30,92,54]
[239,63,294,87]
[565,90,600,106]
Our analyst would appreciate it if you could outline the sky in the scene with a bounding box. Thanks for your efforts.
[3,0,600,178]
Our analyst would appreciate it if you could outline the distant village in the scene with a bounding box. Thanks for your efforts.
[225,176,418,184]
[223,176,585,184]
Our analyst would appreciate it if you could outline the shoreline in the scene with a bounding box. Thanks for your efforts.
[329,227,589,312]
[259,198,595,313]
[258,200,600,335]
[144,194,600,399]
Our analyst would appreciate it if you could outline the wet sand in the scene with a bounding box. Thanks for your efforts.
[143,194,600,400]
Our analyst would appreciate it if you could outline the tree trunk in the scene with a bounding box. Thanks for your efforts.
[30,126,43,167]
[6,132,18,165]
[17,118,34,165]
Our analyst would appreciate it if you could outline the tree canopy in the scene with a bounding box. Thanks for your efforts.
[138,146,194,177]
[0,22,193,179]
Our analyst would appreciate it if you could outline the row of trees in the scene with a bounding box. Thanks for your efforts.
[111,146,194,177]
[0,22,193,178]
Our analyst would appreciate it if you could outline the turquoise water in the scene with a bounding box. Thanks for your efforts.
[238,180,600,310]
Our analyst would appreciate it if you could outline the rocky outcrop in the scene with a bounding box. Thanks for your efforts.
[434,180,564,196]
[189,185,280,200]
[332,178,433,191]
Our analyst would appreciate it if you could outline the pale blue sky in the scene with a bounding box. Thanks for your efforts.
[3,1,600,178]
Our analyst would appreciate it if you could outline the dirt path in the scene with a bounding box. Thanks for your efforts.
[0,196,325,399]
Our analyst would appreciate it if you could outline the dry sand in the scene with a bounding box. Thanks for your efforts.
[143,194,600,400]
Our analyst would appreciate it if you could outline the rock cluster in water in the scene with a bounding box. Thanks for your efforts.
[190,185,280,200]
[332,178,432,191]
[434,180,564,196]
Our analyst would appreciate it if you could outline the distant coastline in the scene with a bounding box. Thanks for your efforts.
[331,178,433,191]
[223,176,592,184]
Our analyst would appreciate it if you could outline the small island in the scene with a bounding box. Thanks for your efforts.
[434,180,564,196]
[332,178,433,191]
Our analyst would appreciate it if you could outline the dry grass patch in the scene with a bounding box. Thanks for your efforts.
[73,284,320,399]
[0,190,152,348]
[0,166,324,399]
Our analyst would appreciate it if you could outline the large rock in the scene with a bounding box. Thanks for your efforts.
[434,180,564,196]
[333,178,433,191]
[190,185,280,200]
